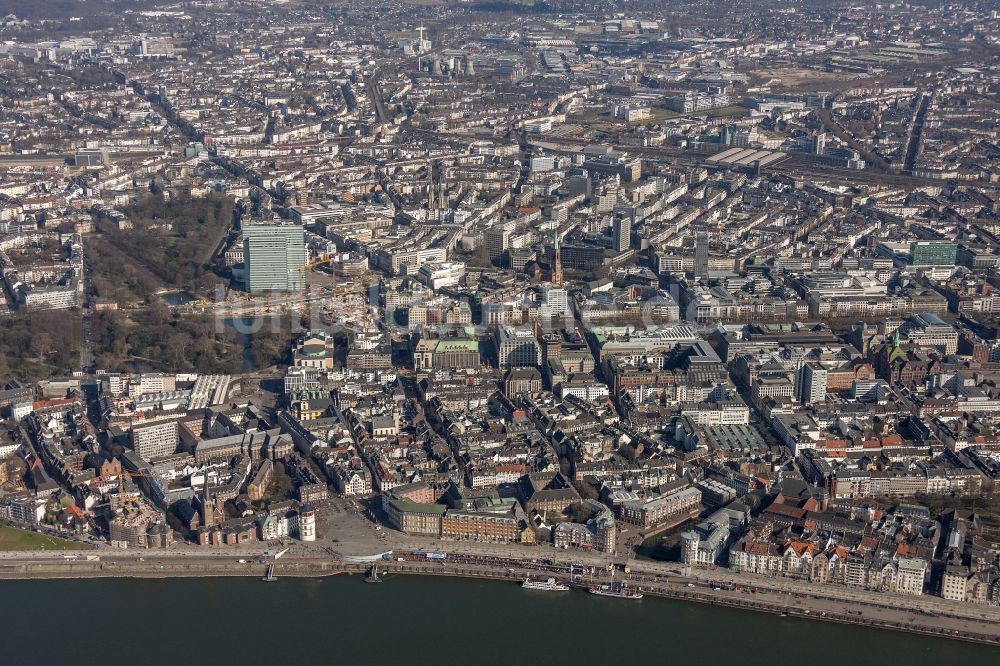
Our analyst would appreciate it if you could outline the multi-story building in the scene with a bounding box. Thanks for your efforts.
[0,495,46,524]
[550,500,616,553]
[131,418,180,460]
[681,519,731,566]
[542,286,569,317]
[901,312,959,354]
[484,225,512,262]
[495,325,540,367]
[243,221,306,293]
[416,261,465,290]
[346,342,392,371]
[751,375,795,406]
[612,215,631,252]
[664,91,730,113]
[617,486,702,528]
[441,509,523,543]
[413,334,480,371]
[24,286,77,310]
[503,367,542,396]
[332,464,372,497]
[796,362,827,405]
[910,241,957,267]
[385,497,445,536]
[582,154,642,182]
[941,564,970,602]
[373,246,447,276]
[896,557,927,596]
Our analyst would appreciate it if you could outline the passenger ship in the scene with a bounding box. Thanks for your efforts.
[521,577,570,591]
[588,582,643,600]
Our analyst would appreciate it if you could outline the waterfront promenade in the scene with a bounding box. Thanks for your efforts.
[5,495,1000,647]
[2,543,999,647]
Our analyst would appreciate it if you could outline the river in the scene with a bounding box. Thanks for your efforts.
[1,575,996,664]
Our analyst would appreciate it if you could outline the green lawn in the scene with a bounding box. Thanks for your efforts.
[629,108,682,126]
[0,526,90,551]
[708,104,750,119]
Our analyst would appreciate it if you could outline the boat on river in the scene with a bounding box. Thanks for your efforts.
[521,577,570,591]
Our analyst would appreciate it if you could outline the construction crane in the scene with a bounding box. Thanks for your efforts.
[290,251,335,315]
[291,251,380,331]
[114,467,155,509]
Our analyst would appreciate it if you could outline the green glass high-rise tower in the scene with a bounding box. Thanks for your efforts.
[243,221,306,293]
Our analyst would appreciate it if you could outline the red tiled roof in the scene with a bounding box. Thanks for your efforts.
[32,397,79,410]
[765,503,807,519]
[785,540,814,556]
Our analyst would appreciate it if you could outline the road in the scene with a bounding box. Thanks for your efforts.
[312,499,1000,631]
[816,105,892,171]
[4,495,1000,645]
[78,241,95,374]
[3,534,999,645]
[366,69,390,124]
[903,92,931,174]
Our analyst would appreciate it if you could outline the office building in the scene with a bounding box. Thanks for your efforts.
[543,286,569,316]
[910,241,957,267]
[694,231,709,278]
[495,325,541,367]
[530,155,556,172]
[613,214,631,252]
[510,248,536,273]
[131,419,180,460]
[814,132,827,155]
[243,221,306,293]
[484,226,512,263]
[796,362,827,405]
[903,312,959,354]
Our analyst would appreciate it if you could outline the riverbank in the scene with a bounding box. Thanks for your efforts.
[0,526,88,551]
[2,553,999,648]
[4,576,997,666]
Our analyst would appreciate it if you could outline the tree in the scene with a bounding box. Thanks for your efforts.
[30,332,52,359]
[565,502,593,524]
[166,333,190,369]
[146,300,171,327]
[0,311,79,381]
[572,479,599,501]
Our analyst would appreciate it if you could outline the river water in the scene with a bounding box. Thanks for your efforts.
[1,575,996,664]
